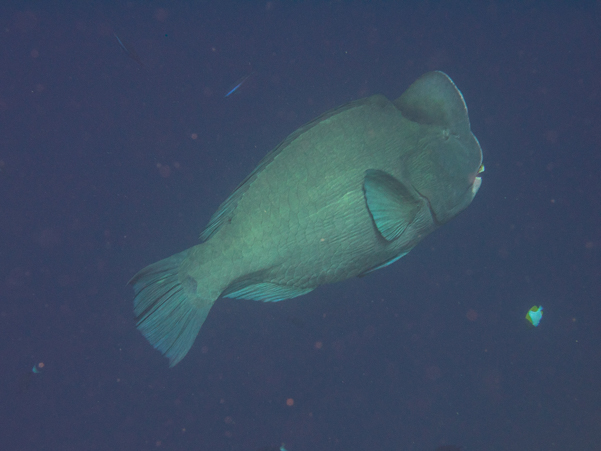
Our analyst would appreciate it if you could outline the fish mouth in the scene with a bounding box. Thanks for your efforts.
[472,163,484,195]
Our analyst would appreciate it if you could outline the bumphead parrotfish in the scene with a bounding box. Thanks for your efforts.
[130,71,484,366]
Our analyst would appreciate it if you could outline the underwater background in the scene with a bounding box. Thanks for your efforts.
[1,1,599,450]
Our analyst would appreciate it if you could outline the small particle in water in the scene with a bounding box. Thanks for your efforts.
[466,309,478,321]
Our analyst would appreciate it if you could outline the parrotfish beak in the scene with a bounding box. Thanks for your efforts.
[471,164,485,196]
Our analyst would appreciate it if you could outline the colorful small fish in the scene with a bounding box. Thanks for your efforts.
[526,305,543,327]
[224,72,254,97]
[114,33,145,67]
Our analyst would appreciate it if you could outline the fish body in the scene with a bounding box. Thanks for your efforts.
[114,32,144,67]
[526,305,543,326]
[113,33,127,52]
[225,72,254,97]
[131,71,484,366]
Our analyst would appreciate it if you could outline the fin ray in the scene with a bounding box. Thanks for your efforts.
[364,169,419,241]
[358,252,408,277]
[129,250,213,367]
[224,280,314,302]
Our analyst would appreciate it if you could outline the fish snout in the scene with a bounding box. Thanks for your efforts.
[470,163,485,196]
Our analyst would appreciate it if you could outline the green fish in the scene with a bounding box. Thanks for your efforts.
[130,71,484,366]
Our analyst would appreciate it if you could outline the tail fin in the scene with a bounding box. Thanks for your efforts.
[129,250,213,367]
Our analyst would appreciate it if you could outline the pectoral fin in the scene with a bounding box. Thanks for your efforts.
[363,169,419,241]
[358,251,409,277]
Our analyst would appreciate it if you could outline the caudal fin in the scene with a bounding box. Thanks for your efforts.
[129,250,212,367]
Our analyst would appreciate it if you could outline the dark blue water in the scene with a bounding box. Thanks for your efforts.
[1,2,599,450]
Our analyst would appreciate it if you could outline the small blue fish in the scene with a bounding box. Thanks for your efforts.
[225,72,254,97]
[114,33,127,52]
[114,32,145,67]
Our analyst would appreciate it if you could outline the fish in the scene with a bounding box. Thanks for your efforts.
[114,32,145,67]
[224,71,254,97]
[130,71,484,366]
[526,305,543,326]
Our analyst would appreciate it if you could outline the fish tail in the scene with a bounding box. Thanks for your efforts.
[129,249,215,366]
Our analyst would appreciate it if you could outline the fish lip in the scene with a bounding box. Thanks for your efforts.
[471,163,484,195]
[472,177,482,195]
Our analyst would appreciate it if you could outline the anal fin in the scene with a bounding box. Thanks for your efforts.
[224,280,314,302]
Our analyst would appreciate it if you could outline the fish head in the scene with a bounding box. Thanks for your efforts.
[395,71,483,224]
